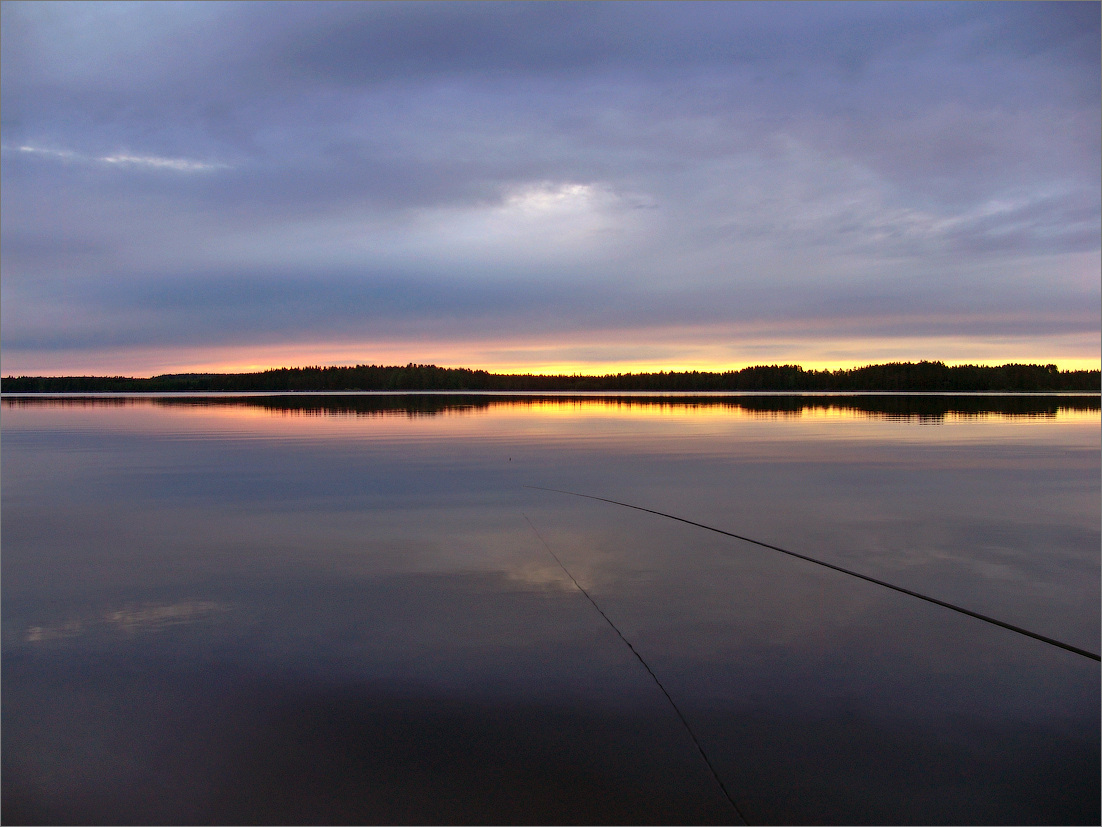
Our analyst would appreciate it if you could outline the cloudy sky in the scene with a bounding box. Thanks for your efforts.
[2,1,1099,376]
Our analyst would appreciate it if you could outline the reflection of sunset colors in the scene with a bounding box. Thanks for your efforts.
[5,397,1097,453]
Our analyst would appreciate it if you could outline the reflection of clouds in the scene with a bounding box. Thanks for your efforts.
[25,621,84,642]
[24,600,228,643]
[502,560,578,593]
[107,601,228,631]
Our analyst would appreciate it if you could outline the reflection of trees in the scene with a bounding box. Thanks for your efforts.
[4,393,1098,421]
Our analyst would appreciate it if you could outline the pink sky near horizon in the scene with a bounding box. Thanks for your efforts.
[4,331,1099,378]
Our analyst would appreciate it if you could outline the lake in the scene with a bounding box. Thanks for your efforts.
[2,393,1099,825]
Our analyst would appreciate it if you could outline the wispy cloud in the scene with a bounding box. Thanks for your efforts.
[5,143,227,172]
[99,153,226,172]
[8,144,77,160]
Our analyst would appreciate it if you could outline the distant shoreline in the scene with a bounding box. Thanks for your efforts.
[3,361,1099,393]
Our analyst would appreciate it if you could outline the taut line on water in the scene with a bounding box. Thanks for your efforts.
[526,486,1101,663]
[522,514,749,825]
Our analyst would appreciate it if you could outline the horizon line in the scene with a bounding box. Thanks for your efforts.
[3,359,1100,382]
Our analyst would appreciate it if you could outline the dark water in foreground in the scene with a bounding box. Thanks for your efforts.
[2,394,1099,824]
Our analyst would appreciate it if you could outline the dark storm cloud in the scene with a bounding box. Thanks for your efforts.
[1,1,1098,369]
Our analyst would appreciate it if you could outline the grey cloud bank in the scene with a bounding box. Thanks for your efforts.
[2,1,1099,374]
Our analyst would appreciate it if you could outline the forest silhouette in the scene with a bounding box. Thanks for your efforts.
[3,360,1098,394]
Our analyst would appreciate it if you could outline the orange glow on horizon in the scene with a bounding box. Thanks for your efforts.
[6,355,1099,379]
[2,332,1099,378]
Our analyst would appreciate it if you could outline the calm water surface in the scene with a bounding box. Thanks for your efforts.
[2,394,1099,824]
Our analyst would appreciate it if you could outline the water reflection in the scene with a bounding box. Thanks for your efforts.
[4,391,1099,420]
[24,601,229,643]
[2,395,1098,824]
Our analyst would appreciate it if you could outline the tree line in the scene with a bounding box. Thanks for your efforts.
[3,361,1098,393]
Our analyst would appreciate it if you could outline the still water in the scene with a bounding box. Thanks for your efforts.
[2,394,1099,824]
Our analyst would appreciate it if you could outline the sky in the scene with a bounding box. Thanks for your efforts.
[2,1,1099,377]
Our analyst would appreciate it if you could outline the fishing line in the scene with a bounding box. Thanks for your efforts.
[526,486,1101,663]
[522,514,749,825]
